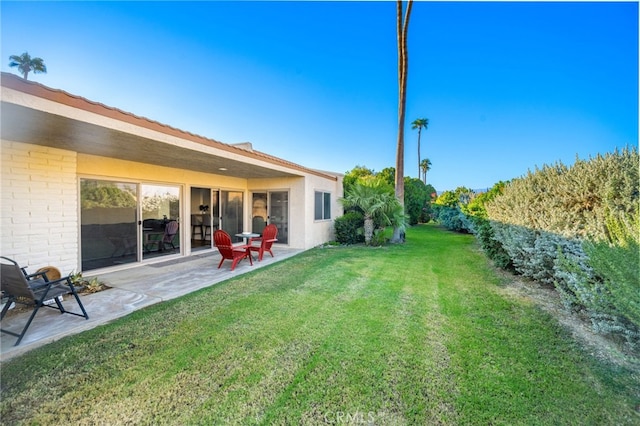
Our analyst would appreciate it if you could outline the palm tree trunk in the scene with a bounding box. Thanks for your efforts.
[364,217,374,245]
[392,0,412,244]
[417,127,422,178]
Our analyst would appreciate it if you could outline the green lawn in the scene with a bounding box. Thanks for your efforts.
[1,224,638,425]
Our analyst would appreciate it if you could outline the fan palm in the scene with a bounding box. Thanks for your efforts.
[412,118,429,178]
[340,180,405,245]
[9,52,47,80]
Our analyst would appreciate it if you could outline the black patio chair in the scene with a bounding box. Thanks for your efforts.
[162,220,180,251]
[0,256,89,346]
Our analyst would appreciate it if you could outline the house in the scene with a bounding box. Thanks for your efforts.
[1,72,343,275]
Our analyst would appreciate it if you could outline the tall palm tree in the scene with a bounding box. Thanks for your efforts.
[412,118,429,178]
[420,158,432,184]
[392,0,413,244]
[9,52,47,80]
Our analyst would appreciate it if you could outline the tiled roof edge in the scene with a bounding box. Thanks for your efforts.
[1,72,337,181]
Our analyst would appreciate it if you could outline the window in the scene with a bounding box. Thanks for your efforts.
[314,191,331,220]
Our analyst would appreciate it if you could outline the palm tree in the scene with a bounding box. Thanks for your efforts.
[340,180,404,245]
[412,118,429,178]
[9,52,47,80]
[392,0,413,244]
[420,158,432,184]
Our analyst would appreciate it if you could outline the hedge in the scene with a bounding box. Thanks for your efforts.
[485,147,639,348]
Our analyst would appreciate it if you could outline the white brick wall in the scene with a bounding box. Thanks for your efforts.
[1,141,79,275]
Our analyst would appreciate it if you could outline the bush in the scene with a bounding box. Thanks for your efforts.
[432,187,480,233]
[471,217,513,269]
[461,183,512,268]
[557,209,640,348]
[432,205,474,233]
[369,228,388,247]
[589,210,640,330]
[404,178,432,225]
[334,211,365,245]
[485,147,639,347]
[486,148,638,240]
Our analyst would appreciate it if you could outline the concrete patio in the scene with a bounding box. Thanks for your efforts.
[1,247,302,361]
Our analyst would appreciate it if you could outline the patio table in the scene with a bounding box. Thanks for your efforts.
[235,232,260,245]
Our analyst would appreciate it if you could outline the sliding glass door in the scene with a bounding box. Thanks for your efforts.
[269,191,289,244]
[80,179,181,271]
[80,179,138,270]
[190,187,219,252]
[221,190,244,242]
[141,184,181,260]
[251,193,268,235]
[251,191,288,244]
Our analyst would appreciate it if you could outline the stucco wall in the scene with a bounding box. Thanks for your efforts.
[1,141,341,276]
[1,141,80,274]
[304,173,344,248]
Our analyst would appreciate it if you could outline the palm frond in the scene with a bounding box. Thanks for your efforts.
[8,51,47,78]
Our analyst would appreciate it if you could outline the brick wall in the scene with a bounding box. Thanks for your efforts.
[1,141,79,274]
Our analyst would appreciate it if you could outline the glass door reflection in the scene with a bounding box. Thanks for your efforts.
[221,190,244,242]
[269,191,288,244]
[190,187,219,252]
[142,184,181,260]
[80,179,138,271]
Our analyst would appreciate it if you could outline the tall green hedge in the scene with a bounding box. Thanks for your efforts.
[486,148,638,239]
[485,147,639,348]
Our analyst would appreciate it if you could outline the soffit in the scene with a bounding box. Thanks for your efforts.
[1,72,340,180]
[1,102,299,179]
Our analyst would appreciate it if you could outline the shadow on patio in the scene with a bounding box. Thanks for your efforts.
[1,247,302,361]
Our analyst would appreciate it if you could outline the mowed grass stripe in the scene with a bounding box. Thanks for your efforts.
[1,224,637,425]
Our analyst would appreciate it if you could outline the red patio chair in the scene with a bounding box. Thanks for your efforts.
[248,223,278,261]
[214,230,253,271]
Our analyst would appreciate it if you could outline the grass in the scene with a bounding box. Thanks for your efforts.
[1,224,638,425]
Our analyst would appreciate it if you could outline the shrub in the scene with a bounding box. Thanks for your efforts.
[485,147,639,346]
[486,147,638,240]
[404,177,431,225]
[461,182,512,268]
[471,217,513,269]
[69,271,109,294]
[557,208,640,347]
[369,228,388,246]
[435,190,460,208]
[340,180,405,245]
[334,211,365,245]
[589,209,640,330]
[434,206,474,233]
[432,187,477,234]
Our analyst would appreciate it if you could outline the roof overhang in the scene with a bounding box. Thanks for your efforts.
[1,72,336,181]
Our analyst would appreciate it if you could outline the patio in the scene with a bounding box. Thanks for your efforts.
[1,247,302,361]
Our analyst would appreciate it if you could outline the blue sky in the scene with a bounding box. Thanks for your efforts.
[2,1,637,191]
